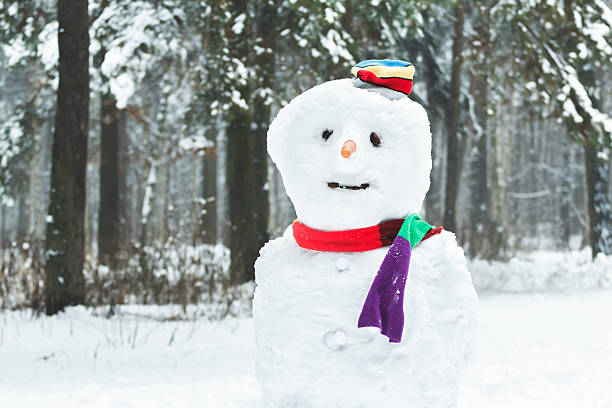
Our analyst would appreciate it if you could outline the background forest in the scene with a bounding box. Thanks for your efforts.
[0,0,611,312]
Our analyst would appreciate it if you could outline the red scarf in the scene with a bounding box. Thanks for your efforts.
[292,219,442,252]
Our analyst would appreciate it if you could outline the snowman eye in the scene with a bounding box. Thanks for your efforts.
[370,132,381,147]
[322,129,333,141]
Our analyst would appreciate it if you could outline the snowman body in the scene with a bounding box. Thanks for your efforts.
[254,77,478,407]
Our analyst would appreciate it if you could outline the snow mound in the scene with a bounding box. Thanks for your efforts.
[470,248,612,293]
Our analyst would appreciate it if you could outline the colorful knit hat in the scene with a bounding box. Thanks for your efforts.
[351,59,415,96]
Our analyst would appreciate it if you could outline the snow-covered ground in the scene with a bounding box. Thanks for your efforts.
[461,291,612,408]
[1,291,612,407]
[470,248,612,293]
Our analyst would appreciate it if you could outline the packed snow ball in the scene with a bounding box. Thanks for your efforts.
[267,78,432,230]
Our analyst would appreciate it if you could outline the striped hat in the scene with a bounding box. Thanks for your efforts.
[351,59,415,96]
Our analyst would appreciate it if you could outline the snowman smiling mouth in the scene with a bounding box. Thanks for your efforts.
[327,182,370,191]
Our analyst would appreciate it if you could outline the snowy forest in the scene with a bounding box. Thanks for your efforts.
[0,0,611,312]
[2,1,612,406]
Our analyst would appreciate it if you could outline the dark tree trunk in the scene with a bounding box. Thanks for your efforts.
[251,1,274,269]
[227,107,257,284]
[486,100,512,261]
[202,128,217,245]
[584,142,612,257]
[98,93,125,269]
[467,3,490,257]
[467,80,488,257]
[45,0,89,315]
[443,1,465,233]
[0,204,5,251]
[227,0,273,285]
[16,96,38,243]
[558,143,571,249]
[16,194,29,242]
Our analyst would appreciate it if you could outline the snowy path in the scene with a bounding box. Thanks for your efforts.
[1,291,611,407]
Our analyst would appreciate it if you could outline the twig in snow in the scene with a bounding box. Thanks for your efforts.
[37,352,55,361]
[130,321,139,349]
[168,326,177,346]
[119,317,124,346]
[93,340,100,369]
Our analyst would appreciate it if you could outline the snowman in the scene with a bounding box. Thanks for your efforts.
[253,59,478,407]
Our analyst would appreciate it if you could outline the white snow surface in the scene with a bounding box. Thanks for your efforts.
[470,248,612,293]
[2,291,612,407]
[178,135,213,153]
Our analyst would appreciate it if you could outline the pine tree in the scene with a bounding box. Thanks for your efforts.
[506,0,612,257]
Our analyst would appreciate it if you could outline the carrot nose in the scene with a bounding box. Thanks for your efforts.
[341,140,357,158]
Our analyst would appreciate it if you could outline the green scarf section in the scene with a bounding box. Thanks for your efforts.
[397,213,434,249]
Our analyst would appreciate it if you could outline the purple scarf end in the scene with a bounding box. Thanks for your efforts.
[357,236,412,343]
[357,319,403,343]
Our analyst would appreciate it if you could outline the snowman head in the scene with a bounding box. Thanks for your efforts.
[268,60,431,231]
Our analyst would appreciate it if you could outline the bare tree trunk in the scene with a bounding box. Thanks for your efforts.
[117,114,134,247]
[251,0,273,269]
[139,159,154,245]
[98,93,125,269]
[45,0,89,315]
[558,142,571,249]
[584,143,612,257]
[466,2,489,257]
[30,123,44,243]
[443,0,465,233]
[217,126,230,247]
[227,106,270,284]
[0,204,5,250]
[227,107,255,284]
[143,157,170,246]
[16,194,28,242]
[487,98,511,260]
[467,85,488,256]
[227,0,273,285]
[202,127,217,245]
[17,96,38,243]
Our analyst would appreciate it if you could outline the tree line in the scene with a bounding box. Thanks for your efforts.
[0,0,610,313]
